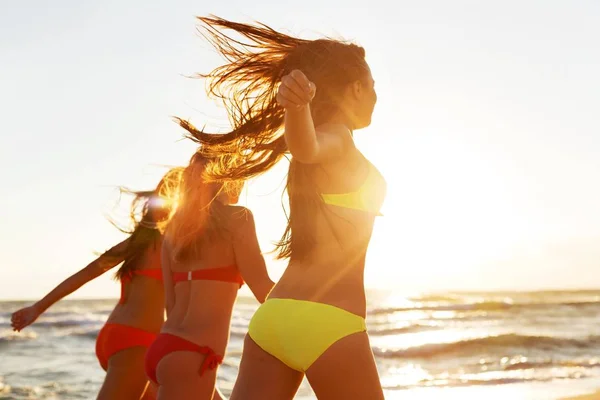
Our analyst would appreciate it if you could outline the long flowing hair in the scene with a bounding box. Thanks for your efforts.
[179,16,369,260]
[162,152,228,262]
[106,169,180,280]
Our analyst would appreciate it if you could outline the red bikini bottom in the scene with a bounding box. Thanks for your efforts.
[144,333,223,385]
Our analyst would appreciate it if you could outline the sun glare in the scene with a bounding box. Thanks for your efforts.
[360,115,542,292]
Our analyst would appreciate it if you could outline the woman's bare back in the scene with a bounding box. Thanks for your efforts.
[108,240,165,332]
[161,205,254,351]
[270,147,386,316]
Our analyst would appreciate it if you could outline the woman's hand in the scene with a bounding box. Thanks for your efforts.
[11,304,41,332]
[277,70,316,110]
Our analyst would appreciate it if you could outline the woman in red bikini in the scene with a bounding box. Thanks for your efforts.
[11,169,178,400]
[144,151,274,400]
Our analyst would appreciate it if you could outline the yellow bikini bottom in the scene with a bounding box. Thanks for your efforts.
[248,298,366,372]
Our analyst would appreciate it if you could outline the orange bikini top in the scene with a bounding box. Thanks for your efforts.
[172,265,244,288]
[119,268,163,304]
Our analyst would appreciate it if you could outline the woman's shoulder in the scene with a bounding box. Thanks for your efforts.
[223,205,253,222]
[221,205,256,236]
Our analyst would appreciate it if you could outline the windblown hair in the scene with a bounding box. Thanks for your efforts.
[107,169,180,280]
[178,15,369,260]
[163,151,228,262]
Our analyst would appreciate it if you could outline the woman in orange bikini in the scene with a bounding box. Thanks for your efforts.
[144,152,274,400]
[11,170,178,400]
[178,16,385,400]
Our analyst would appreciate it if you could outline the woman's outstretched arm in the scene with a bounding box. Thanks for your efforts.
[11,239,129,331]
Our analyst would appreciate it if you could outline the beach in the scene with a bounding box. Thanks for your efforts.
[2,290,600,399]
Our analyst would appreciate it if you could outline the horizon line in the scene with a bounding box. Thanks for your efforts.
[2,287,599,302]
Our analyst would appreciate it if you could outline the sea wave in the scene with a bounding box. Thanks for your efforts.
[369,299,600,315]
[369,323,441,336]
[383,371,593,390]
[370,301,513,314]
[502,358,600,371]
[0,381,82,400]
[0,309,109,331]
[373,334,600,359]
[0,330,38,343]
[59,327,101,339]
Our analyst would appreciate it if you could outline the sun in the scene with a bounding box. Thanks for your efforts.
[360,130,537,292]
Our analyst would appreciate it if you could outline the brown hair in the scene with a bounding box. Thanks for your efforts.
[178,16,369,260]
[107,169,179,280]
[163,151,227,261]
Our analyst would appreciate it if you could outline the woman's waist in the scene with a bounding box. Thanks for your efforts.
[165,301,235,330]
[106,308,164,333]
[160,323,231,353]
[120,285,165,309]
[269,273,366,317]
[277,258,366,286]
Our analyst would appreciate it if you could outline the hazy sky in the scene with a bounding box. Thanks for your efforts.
[1,0,598,300]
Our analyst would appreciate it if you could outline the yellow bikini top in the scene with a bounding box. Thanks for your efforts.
[321,161,386,215]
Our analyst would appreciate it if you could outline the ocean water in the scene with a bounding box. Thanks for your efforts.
[1,290,600,399]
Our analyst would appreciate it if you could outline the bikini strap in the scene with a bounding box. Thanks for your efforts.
[198,347,223,376]
[172,266,244,287]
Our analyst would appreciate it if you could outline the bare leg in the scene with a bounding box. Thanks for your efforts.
[156,350,218,400]
[97,346,151,400]
[230,335,303,400]
[306,332,384,400]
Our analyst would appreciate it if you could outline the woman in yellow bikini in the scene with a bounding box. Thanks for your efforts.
[179,16,386,399]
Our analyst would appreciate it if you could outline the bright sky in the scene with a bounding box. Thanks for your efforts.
[1,0,598,300]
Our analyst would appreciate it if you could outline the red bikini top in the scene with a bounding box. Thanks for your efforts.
[172,265,244,288]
